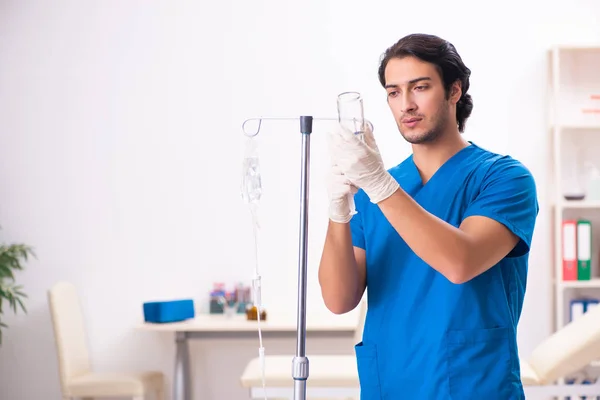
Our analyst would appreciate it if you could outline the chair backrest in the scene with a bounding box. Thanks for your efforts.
[527,304,600,384]
[47,282,91,393]
[353,299,367,344]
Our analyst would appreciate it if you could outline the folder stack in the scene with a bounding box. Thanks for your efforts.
[569,298,599,322]
[562,219,593,281]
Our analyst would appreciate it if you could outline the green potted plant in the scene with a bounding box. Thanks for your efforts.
[0,237,35,344]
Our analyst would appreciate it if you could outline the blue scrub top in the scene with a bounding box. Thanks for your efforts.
[350,142,539,400]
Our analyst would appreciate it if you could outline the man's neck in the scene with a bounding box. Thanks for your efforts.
[412,131,470,184]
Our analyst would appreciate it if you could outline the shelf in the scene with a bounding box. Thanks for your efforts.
[559,279,600,289]
[554,124,600,130]
[551,45,600,52]
[557,200,600,209]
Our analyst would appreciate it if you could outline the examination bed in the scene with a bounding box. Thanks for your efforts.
[240,302,600,399]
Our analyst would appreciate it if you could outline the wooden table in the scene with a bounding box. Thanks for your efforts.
[137,310,360,400]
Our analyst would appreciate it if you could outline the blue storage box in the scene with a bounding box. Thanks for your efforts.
[143,299,195,323]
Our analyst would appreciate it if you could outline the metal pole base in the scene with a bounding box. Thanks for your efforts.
[292,356,309,400]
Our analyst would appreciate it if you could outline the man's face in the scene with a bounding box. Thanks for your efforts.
[384,56,458,144]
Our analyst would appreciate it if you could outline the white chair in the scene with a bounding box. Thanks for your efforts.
[241,300,600,399]
[48,281,165,400]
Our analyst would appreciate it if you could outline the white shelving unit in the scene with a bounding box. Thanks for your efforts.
[549,45,600,391]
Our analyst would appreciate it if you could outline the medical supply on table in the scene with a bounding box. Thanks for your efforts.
[337,91,367,215]
[209,282,252,315]
[246,305,267,321]
[235,282,252,313]
[209,283,226,314]
[143,299,195,323]
[241,133,267,400]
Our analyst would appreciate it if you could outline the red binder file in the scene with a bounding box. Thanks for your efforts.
[562,220,578,281]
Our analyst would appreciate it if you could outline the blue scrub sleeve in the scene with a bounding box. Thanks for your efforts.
[350,191,366,250]
[462,157,539,257]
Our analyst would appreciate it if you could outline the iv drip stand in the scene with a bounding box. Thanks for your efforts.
[243,115,334,400]
[291,116,313,400]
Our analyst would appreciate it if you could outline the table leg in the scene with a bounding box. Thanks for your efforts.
[173,331,192,400]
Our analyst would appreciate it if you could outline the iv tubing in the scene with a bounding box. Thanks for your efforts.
[242,132,267,399]
[250,204,267,399]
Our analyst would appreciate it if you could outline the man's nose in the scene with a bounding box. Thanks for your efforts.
[401,93,417,114]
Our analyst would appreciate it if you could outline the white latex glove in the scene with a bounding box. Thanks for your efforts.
[329,122,399,204]
[327,164,358,223]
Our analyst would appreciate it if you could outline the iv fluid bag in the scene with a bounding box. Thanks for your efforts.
[242,137,262,204]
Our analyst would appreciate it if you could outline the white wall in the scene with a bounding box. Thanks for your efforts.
[1,1,600,399]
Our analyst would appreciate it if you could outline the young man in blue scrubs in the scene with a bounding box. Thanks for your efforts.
[319,33,539,399]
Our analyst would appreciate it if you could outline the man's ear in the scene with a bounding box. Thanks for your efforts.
[450,81,462,104]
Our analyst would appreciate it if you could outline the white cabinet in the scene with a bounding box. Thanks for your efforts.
[549,45,600,381]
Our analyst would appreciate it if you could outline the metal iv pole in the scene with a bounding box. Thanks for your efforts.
[242,115,331,400]
[291,116,313,400]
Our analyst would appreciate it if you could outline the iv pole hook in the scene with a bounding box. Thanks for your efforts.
[241,116,338,137]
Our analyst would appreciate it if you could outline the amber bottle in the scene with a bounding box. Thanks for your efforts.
[246,305,267,321]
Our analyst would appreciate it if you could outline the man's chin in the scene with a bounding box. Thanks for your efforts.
[401,130,436,145]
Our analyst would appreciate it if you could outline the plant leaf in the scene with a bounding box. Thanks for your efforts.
[0,320,5,346]
[16,297,26,314]
[0,242,33,335]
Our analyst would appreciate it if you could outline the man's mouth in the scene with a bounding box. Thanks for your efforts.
[402,117,422,127]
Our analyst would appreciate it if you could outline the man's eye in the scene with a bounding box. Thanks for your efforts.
[415,86,427,91]
[388,91,398,97]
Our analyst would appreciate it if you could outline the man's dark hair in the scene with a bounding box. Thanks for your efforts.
[377,33,473,133]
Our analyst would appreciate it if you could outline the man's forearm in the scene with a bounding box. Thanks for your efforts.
[318,221,362,314]
[377,188,473,283]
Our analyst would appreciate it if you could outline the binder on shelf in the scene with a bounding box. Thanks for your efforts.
[586,299,599,312]
[577,219,592,281]
[562,220,578,281]
[569,298,600,322]
[570,299,586,321]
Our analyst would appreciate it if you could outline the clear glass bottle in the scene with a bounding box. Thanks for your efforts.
[337,91,367,215]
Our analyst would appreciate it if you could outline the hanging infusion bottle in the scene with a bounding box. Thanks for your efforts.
[241,136,262,205]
